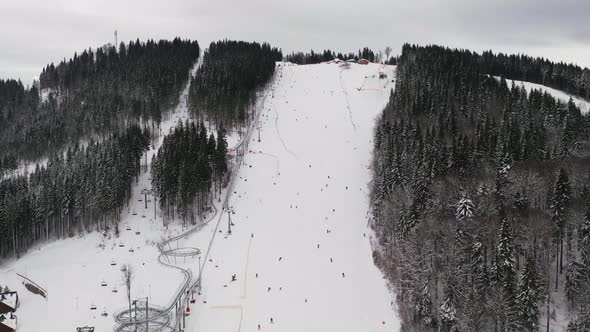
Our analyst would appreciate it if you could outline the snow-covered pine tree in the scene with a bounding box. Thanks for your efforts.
[495,217,519,327]
[455,196,474,221]
[551,167,571,287]
[415,280,434,325]
[439,276,458,331]
[517,256,542,330]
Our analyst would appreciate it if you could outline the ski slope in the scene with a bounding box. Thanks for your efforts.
[185,62,400,332]
[494,76,590,114]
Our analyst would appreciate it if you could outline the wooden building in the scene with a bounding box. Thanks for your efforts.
[0,292,18,315]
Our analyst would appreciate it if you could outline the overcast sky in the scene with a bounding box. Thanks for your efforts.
[2,0,589,85]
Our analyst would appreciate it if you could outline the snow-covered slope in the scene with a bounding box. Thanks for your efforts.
[494,76,590,114]
[186,62,400,332]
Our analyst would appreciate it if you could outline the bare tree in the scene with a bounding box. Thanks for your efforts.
[384,46,392,63]
[122,264,134,315]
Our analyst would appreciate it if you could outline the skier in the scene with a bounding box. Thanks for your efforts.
[330,258,333,263]
[231,274,237,282]
[279,256,282,262]
[258,324,261,330]
[268,287,271,292]
[342,272,345,277]
[270,318,274,324]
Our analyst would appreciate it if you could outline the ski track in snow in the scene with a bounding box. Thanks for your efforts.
[339,67,358,132]
[273,68,298,159]
[274,106,298,159]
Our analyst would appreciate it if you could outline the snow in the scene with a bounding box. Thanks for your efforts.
[0,60,401,332]
[186,61,400,332]
[494,76,590,114]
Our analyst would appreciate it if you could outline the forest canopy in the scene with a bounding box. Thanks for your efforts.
[371,44,590,331]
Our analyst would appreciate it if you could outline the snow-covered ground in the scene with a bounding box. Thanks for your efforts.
[0,61,400,332]
[186,62,400,332]
[494,76,590,114]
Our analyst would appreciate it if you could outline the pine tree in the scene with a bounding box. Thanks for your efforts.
[455,196,475,221]
[551,167,571,288]
[415,281,434,325]
[517,256,542,330]
[495,217,519,328]
[439,276,458,331]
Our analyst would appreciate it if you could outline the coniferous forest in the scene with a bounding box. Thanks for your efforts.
[0,125,150,258]
[1,38,199,161]
[188,40,281,128]
[371,44,590,331]
[151,120,228,226]
[477,52,590,100]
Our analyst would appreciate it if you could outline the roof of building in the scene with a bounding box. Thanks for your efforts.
[0,292,17,310]
[0,312,16,330]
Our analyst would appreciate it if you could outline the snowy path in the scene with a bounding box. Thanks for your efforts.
[185,62,400,332]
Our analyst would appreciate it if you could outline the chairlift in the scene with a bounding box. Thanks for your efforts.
[90,303,97,310]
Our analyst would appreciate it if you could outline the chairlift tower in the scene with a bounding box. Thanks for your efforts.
[114,30,118,49]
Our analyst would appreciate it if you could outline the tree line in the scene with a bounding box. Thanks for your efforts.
[1,38,199,161]
[477,51,590,100]
[0,125,150,258]
[151,120,228,226]
[188,40,281,129]
[370,44,590,331]
[284,47,398,65]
